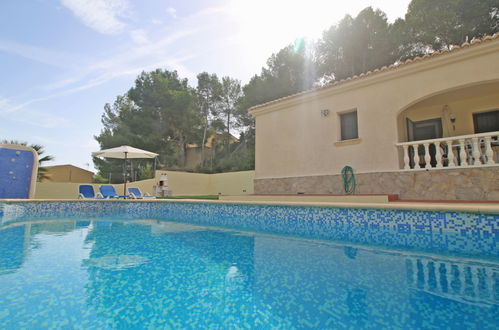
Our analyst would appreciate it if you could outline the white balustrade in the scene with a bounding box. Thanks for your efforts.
[406,257,498,306]
[396,131,499,170]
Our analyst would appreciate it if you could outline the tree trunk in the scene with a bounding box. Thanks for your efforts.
[226,111,231,155]
[201,111,208,164]
[177,134,186,168]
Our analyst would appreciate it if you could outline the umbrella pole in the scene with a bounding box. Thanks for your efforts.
[123,152,128,196]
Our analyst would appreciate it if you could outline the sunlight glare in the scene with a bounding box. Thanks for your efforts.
[229,0,342,42]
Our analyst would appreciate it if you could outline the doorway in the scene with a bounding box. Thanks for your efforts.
[406,118,443,168]
[407,118,443,141]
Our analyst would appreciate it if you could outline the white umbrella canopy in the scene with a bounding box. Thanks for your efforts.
[92,145,159,195]
[91,145,158,159]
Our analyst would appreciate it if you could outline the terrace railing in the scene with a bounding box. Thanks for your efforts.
[396,131,499,170]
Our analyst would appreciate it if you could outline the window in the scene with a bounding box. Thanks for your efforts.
[340,111,358,140]
[473,110,499,133]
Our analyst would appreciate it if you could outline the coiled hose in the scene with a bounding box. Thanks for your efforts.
[341,166,356,194]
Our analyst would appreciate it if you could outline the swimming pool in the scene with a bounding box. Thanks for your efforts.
[0,201,498,328]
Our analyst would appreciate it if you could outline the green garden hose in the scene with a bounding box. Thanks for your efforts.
[341,166,356,194]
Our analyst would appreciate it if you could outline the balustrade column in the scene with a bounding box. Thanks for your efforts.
[446,141,455,167]
[434,142,443,168]
[423,143,431,168]
[437,263,447,293]
[402,145,410,170]
[412,145,420,169]
[459,139,468,166]
[484,137,495,165]
[471,137,481,165]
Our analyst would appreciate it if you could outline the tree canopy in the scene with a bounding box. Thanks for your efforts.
[317,7,397,82]
[94,0,498,177]
[405,0,498,51]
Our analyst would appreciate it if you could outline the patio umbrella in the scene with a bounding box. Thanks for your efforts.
[92,145,158,195]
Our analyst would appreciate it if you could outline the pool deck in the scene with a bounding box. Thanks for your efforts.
[1,196,498,214]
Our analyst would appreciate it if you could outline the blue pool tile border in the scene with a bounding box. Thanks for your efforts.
[0,201,497,258]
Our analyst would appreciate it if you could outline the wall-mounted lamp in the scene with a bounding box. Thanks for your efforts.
[321,109,330,117]
[449,113,456,131]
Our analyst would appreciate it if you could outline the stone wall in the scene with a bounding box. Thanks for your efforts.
[254,167,499,201]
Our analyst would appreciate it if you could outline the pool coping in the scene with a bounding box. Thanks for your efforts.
[1,198,498,214]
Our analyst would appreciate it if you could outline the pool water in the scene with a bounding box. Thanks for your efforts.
[0,218,497,329]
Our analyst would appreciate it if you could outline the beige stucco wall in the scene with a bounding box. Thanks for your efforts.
[251,38,499,180]
[210,171,254,195]
[158,170,212,196]
[155,170,254,196]
[34,170,254,199]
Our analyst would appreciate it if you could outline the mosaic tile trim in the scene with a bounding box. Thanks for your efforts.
[0,201,497,258]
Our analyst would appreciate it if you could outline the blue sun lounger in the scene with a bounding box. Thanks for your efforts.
[99,185,128,199]
[128,187,155,199]
[78,185,104,199]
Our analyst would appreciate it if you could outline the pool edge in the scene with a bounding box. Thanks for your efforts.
[1,198,498,214]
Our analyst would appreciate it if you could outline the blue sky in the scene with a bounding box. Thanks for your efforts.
[0,0,410,172]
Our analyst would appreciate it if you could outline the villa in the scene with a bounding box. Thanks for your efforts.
[2,2,499,328]
[250,34,499,201]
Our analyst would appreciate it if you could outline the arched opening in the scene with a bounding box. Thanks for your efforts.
[396,81,499,169]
